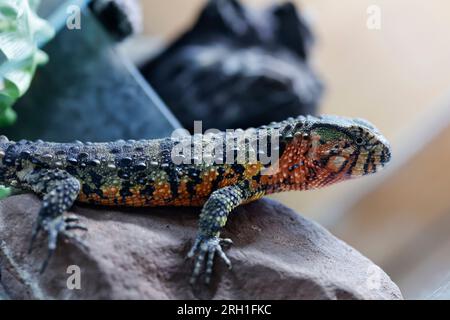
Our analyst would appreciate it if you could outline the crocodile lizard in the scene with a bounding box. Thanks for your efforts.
[0,115,391,284]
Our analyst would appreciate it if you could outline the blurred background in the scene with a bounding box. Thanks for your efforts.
[134,0,450,299]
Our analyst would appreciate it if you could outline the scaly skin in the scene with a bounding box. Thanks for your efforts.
[0,115,391,283]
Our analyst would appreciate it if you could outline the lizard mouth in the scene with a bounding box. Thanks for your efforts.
[380,143,392,166]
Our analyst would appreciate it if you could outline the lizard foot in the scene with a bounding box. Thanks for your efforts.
[28,214,88,273]
[187,236,233,285]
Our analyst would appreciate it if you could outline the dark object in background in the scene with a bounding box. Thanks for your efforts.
[141,0,323,132]
[90,0,142,41]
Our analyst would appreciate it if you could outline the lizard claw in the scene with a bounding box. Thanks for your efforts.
[29,214,88,273]
[220,238,233,246]
[64,214,81,223]
[187,235,233,285]
[28,218,42,254]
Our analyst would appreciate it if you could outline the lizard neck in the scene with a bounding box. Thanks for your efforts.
[258,134,356,194]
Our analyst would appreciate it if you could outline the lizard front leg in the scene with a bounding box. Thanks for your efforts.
[187,181,257,284]
[20,168,87,272]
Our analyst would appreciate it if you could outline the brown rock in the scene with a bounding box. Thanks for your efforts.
[0,194,402,299]
[0,283,8,300]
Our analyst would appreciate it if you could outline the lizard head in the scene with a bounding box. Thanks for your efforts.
[307,115,391,177]
[271,115,391,189]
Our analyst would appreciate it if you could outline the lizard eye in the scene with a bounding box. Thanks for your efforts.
[355,137,365,145]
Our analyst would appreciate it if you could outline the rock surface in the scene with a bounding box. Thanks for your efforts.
[0,194,402,300]
[0,283,8,300]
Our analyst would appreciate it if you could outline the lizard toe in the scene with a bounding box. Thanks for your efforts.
[34,215,88,273]
[188,236,232,285]
[220,238,233,246]
[65,222,88,231]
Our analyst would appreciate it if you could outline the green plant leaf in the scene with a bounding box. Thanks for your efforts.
[0,0,54,126]
[0,186,11,199]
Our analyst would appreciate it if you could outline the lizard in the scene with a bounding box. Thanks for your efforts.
[0,115,391,284]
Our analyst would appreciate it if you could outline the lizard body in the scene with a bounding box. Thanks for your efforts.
[0,115,391,283]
